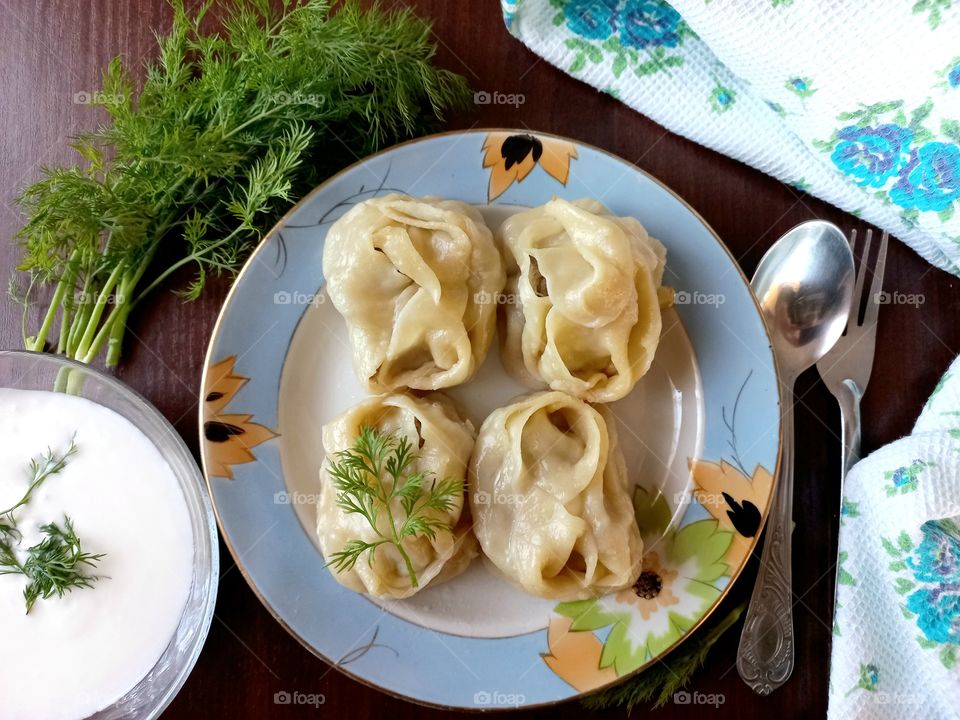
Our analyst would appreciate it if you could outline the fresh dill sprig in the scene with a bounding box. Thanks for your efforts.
[0,439,106,614]
[581,603,745,711]
[14,0,470,367]
[0,436,79,537]
[325,426,463,589]
[18,517,106,614]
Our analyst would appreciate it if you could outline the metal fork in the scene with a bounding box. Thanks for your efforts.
[816,228,889,476]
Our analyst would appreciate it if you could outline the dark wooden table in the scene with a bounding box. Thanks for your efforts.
[2,1,957,718]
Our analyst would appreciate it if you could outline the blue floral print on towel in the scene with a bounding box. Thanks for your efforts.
[564,0,618,40]
[890,142,960,213]
[831,124,913,188]
[619,0,683,49]
[904,521,960,645]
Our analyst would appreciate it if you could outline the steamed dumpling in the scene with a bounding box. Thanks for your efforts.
[499,198,667,402]
[317,393,478,599]
[324,194,505,392]
[469,391,642,600]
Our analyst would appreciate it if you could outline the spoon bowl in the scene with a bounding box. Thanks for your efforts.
[752,221,855,379]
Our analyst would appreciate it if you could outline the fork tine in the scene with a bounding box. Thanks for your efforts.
[862,231,889,328]
[852,229,872,324]
[840,229,858,334]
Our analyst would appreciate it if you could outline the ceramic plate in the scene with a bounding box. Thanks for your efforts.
[200,129,782,710]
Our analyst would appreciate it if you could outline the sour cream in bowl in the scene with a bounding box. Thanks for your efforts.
[0,351,218,720]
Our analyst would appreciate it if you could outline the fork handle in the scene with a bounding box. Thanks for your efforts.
[830,379,863,638]
[837,379,863,477]
[737,392,794,695]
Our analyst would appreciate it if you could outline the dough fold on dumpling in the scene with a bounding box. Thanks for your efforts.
[499,198,667,402]
[469,391,642,600]
[317,393,478,599]
[324,194,505,392]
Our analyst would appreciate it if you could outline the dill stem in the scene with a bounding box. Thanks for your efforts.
[131,226,242,308]
[383,497,419,589]
[0,555,25,574]
[130,257,189,306]
[83,255,149,366]
[221,105,285,142]
[397,543,418,589]
[56,306,71,354]
[104,303,130,367]
[2,466,59,519]
[80,291,124,365]
[66,259,93,356]
[19,276,36,349]
[125,176,209,309]
[74,261,124,360]
[53,365,71,393]
[45,247,85,354]
[67,287,93,358]
[55,265,78,353]
[64,367,87,396]
[150,174,190,213]
[29,276,68,352]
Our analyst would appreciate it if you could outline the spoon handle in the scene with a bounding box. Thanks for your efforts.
[737,391,795,694]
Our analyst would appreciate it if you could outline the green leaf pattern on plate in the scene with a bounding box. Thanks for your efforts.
[553,499,734,677]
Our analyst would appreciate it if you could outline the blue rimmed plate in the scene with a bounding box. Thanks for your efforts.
[200,129,781,710]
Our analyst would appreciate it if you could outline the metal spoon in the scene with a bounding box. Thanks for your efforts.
[737,220,854,695]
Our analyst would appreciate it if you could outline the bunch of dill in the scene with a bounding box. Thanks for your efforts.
[13,0,470,366]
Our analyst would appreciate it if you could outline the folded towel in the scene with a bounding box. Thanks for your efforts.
[829,357,960,719]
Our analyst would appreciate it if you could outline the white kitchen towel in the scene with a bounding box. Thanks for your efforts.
[501,0,960,275]
[828,357,960,719]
